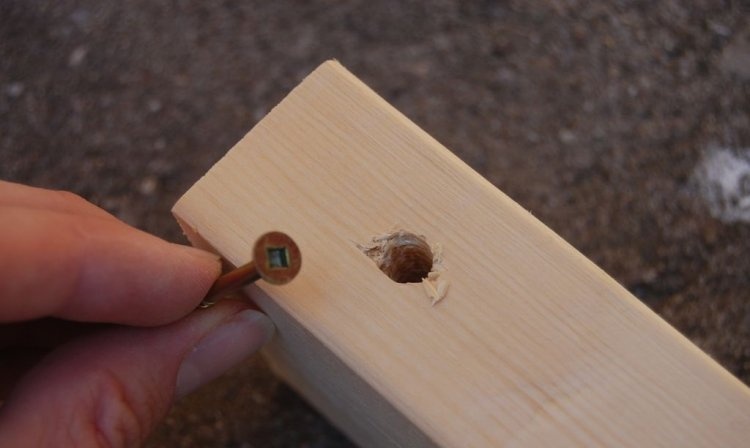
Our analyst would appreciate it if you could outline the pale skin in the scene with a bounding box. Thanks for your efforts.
[0,180,275,446]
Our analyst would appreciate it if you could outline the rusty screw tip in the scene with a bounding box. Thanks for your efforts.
[202,231,301,305]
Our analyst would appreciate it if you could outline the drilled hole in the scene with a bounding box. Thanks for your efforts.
[359,231,434,283]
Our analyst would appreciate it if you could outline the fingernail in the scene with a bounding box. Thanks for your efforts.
[175,310,274,398]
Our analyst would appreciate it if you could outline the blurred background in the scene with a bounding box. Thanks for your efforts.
[1,1,749,446]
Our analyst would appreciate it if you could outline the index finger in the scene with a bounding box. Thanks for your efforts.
[0,203,221,326]
[0,180,113,219]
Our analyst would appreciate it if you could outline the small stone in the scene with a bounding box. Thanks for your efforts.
[5,82,24,98]
[558,129,576,144]
[138,176,159,196]
[147,98,162,112]
[693,147,750,223]
[495,68,515,84]
[70,8,91,29]
[708,20,731,38]
[68,45,88,67]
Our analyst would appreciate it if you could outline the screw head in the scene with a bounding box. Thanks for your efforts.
[253,231,302,285]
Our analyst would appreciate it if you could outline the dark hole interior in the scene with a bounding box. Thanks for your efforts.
[267,247,290,269]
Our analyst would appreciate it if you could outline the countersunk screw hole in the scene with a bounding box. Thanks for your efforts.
[359,230,434,284]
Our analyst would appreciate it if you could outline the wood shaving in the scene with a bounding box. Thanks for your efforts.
[422,244,449,306]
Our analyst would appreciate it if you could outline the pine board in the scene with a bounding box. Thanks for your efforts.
[173,61,750,447]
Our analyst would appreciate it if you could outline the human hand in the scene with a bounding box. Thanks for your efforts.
[0,180,274,446]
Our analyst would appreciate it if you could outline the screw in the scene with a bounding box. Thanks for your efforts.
[201,231,301,306]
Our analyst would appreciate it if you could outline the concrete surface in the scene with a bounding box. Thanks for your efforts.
[1,1,748,446]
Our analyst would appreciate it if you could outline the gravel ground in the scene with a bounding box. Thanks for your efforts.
[1,1,749,446]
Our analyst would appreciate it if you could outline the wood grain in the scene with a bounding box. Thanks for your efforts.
[173,60,750,447]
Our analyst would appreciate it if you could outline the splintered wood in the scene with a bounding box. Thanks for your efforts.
[173,61,750,447]
[421,243,448,306]
[357,229,449,306]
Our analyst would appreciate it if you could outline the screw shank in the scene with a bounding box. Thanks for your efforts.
[204,261,260,302]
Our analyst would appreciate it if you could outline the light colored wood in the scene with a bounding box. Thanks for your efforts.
[173,60,750,447]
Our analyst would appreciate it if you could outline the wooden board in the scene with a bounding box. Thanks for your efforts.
[173,60,750,447]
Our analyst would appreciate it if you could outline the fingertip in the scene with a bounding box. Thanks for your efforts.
[171,244,223,292]
[163,244,222,310]
[55,227,224,327]
[175,309,274,398]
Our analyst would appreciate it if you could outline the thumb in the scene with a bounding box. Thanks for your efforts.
[0,301,274,447]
